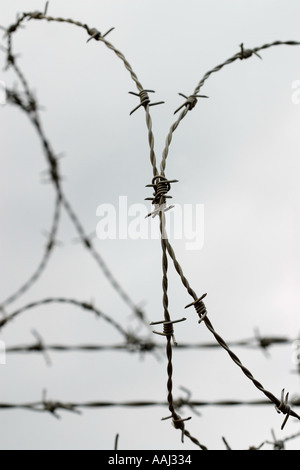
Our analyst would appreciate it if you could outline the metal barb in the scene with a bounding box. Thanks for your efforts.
[174,92,208,114]
[254,327,271,357]
[185,293,208,324]
[114,433,119,450]
[222,436,232,450]
[44,1,49,15]
[31,329,52,366]
[173,416,192,443]
[145,175,178,217]
[41,389,80,418]
[42,389,60,419]
[239,43,262,60]
[28,11,45,20]
[145,202,174,219]
[151,318,186,346]
[275,389,291,430]
[129,89,164,115]
[86,27,114,43]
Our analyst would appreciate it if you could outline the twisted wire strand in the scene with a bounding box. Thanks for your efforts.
[160,107,189,177]
[202,316,298,419]
[163,233,300,424]
[145,105,159,177]
[193,40,300,96]
[6,341,154,355]
[1,395,299,449]
[253,39,300,55]
[157,39,300,425]
[0,397,299,412]
[3,9,300,446]
[156,212,206,450]
[159,211,179,434]
[3,11,159,177]
[2,39,148,327]
[160,40,300,178]
[159,212,171,325]
[6,82,145,322]
[25,12,158,176]
[165,238,198,300]
[5,334,295,356]
[0,297,128,339]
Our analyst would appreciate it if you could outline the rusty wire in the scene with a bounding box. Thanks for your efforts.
[1,4,300,450]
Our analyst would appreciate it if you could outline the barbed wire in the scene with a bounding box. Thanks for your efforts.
[0,5,204,449]
[222,428,300,450]
[1,19,149,329]
[0,297,134,340]
[0,393,299,416]
[161,40,300,177]
[5,332,297,356]
[1,3,300,450]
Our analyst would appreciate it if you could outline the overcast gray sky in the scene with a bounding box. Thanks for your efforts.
[1,0,300,450]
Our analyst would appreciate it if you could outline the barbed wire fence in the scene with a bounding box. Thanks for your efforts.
[1,2,300,450]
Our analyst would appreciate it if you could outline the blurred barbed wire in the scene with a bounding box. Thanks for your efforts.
[1,2,300,450]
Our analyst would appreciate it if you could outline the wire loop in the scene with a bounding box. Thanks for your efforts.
[129,89,164,115]
[174,92,208,114]
[145,175,178,217]
[275,389,291,430]
[185,293,208,324]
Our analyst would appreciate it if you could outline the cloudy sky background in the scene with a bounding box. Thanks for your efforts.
[1,0,300,450]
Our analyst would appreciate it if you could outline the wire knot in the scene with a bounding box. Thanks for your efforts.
[129,89,164,115]
[41,389,80,418]
[238,43,262,60]
[172,416,192,443]
[161,413,191,443]
[150,317,186,346]
[174,92,208,114]
[275,389,291,430]
[145,175,178,218]
[27,2,50,21]
[86,27,114,43]
[28,11,45,20]
[185,293,208,324]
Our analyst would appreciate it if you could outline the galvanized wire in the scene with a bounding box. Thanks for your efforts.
[2,36,148,327]
[2,5,300,449]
